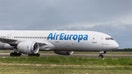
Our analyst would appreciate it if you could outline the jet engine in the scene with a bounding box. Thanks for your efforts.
[54,51,74,55]
[17,41,39,54]
[0,42,13,49]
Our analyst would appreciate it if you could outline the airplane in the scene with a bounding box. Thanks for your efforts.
[0,30,119,58]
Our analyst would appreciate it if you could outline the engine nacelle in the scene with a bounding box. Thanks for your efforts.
[17,41,39,54]
[0,42,13,49]
[54,51,74,55]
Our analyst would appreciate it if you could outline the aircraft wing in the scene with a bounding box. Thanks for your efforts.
[0,38,17,44]
[0,37,53,50]
[0,37,47,46]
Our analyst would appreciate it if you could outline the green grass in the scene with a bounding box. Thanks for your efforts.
[0,56,132,65]
[0,56,131,74]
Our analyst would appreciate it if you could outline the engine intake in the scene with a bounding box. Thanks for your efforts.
[17,41,39,54]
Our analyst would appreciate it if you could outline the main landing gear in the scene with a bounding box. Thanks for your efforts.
[10,52,40,57]
[98,51,106,58]
[10,52,22,56]
[28,53,40,57]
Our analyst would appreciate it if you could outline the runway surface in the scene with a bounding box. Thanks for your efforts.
[0,52,131,58]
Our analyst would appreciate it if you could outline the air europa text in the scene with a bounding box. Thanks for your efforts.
[47,33,88,42]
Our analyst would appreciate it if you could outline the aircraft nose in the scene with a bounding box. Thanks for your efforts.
[114,41,119,49]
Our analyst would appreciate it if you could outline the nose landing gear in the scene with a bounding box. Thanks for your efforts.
[98,51,106,58]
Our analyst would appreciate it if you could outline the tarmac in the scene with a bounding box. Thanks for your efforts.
[0,52,131,58]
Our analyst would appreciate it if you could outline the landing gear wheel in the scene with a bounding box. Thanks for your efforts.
[10,52,22,57]
[98,51,106,58]
[28,53,40,57]
[98,54,104,58]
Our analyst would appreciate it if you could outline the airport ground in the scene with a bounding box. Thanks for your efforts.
[0,50,131,74]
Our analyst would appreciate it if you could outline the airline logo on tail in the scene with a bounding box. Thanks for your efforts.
[47,33,88,42]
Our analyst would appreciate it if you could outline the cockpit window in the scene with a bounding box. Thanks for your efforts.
[105,37,114,40]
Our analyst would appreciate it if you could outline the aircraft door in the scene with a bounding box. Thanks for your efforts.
[92,35,98,44]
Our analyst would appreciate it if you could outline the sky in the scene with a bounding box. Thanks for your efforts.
[0,0,132,48]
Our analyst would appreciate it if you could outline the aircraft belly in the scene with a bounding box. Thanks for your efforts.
[52,41,90,51]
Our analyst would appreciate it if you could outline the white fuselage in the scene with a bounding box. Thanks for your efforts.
[0,30,119,51]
